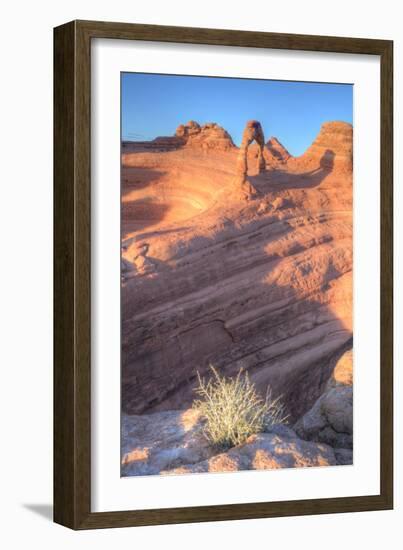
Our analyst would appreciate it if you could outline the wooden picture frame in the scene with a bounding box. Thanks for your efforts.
[54,19,393,529]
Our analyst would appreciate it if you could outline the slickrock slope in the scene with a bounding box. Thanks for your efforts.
[121,408,338,476]
[121,347,353,475]
[121,120,353,431]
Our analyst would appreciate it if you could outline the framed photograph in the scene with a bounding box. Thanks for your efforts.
[54,20,393,529]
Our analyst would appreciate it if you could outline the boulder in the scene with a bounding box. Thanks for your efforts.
[334,448,353,465]
[294,349,353,451]
[326,348,353,389]
[271,196,290,211]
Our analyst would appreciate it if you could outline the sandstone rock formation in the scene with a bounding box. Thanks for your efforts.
[175,120,202,138]
[176,120,235,150]
[121,119,353,443]
[121,409,214,476]
[288,121,353,173]
[165,429,338,474]
[326,348,353,388]
[266,137,291,164]
[237,120,266,174]
[122,120,235,154]
[121,408,339,476]
[233,120,267,198]
[122,135,184,153]
[294,348,353,459]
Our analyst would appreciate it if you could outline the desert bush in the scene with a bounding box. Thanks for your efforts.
[193,365,289,449]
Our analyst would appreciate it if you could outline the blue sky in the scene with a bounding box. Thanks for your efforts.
[121,73,353,156]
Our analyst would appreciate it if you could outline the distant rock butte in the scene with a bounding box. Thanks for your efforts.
[175,120,236,150]
[121,119,353,441]
[122,120,235,152]
[289,121,353,173]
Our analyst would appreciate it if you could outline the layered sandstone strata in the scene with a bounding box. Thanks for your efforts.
[121,120,353,429]
[176,120,236,150]
[288,121,353,173]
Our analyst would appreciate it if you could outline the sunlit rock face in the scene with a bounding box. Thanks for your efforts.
[288,121,353,173]
[175,120,236,150]
[234,120,266,199]
[266,137,291,164]
[121,409,339,477]
[121,120,353,426]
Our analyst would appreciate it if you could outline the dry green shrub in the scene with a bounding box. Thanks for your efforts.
[193,365,289,449]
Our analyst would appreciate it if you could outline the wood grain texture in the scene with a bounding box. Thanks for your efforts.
[54,21,76,528]
[54,20,91,528]
[380,40,393,507]
[53,19,393,530]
